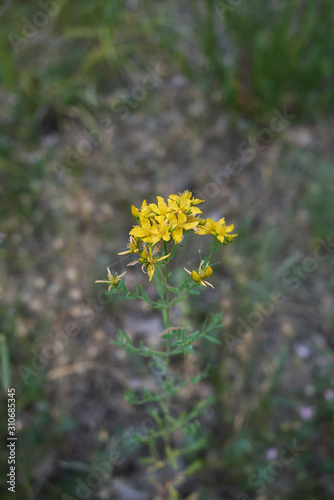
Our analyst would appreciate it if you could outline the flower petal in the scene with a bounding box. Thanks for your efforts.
[172,228,183,243]
[147,264,155,281]
[130,227,148,238]
[156,253,170,262]
[183,221,199,230]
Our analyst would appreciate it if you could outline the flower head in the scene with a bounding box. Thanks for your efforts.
[131,199,153,220]
[184,260,214,288]
[266,448,278,460]
[129,217,155,243]
[294,344,311,359]
[168,191,203,218]
[149,196,171,217]
[118,235,140,255]
[297,406,314,420]
[169,190,204,206]
[324,389,334,401]
[95,268,126,291]
[113,191,237,286]
[167,212,199,244]
[129,191,204,247]
[128,244,170,281]
[197,217,237,244]
[150,216,172,245]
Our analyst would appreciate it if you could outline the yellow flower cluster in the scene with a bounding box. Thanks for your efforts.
[197,217,237,244]
[129,191,203,245]
[96,191,237,288]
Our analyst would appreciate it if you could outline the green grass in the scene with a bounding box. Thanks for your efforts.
[191,0,334,121]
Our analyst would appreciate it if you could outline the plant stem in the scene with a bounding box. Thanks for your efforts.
[207,238,218,263]
[162,241,171,497]
[163,241,172,373]
[164,242,170,330]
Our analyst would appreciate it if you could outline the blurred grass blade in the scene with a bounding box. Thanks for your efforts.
[98,27,119,69]
[62,27,98,39]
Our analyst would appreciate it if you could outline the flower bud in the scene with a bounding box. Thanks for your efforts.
[205,265,213,277]
[191,270,200,282]
[131,205,139,218]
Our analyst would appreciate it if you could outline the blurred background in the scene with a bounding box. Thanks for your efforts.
[1,1,334,499]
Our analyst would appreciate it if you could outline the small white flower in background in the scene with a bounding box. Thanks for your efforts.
[297,406,314,420]
[324,389,334,401]
[294,344,311,359]
[266,447,278,460]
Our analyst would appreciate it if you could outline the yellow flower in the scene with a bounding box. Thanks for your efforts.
[169,190,204,206]
[168,197,202,217]
[128,245,170,281]
[150,216,172,245]
[184,260,214,288]
[130,216,172,246]
[131,200,152,220]
[149,196,172,217]
[197,217,237,244]
[118,235,140,255]
[168,191,203,217]
[167,212,200,244]
[129,217,154,243]
[95,268,126,291]
[129,192,206,246]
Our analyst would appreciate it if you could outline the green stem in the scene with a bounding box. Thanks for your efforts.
[162,241,171,497]
[206,238,218,264]
[164,241,170,330]
[163,241,172,371]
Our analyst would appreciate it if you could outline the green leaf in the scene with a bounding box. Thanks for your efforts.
[185,345,195,354]
[184,420,201,436]
[138,456,156,466]
[184,460,203,476]
[124,387,135,404]
[204,335,221,345]
[139,285,149,302]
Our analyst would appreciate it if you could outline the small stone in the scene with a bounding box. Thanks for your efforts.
[68,288,82,301]
[285,127,313,146]
[52,238,64,251]
[65,268,78,283]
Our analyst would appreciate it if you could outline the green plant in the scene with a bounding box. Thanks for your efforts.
[95,190,237,498]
